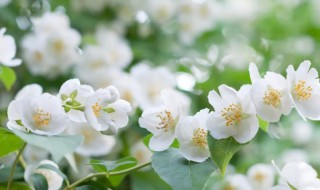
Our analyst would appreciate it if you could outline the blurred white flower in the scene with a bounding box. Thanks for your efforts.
[247,164,275,190]
[23,145,50,165]
[131,63,176,110]
[19,93,69,135]
[249,63,292,122]
[286,60,320,120]
[0,28,21,67]
[130,140,152,165]
[224,174,253,190]
[291,120,313,145]
[147,0,177,25]
[7,84,43,132]
[24,160,64,190]
[280,149,309,164]
[22,12,81,78]
[176,108,210,163]
[58,79,94,122]
[66,122,116,157]
[207,85,259,143]
[139,89,190,151]
[71,0,109,13]
[84,86,131,134]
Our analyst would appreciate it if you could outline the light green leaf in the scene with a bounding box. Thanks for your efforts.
[13,130,83,162]
[31,173,48,190]
[152,148,216,190]
[0,66,16,90]
[258,116,269,132]
[0,128,24,157]
[0,182,31,190]
[207,136,246,176]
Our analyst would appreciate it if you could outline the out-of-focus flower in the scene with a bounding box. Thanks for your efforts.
[249,63,292,122]
[58,79,94,122]
[23,145,50,165]
[291,120,313,145]
[139,89,190,151]
[66,122,116,156]
[71,0,109,13]
[84,86,131,134]
[0,28,21,67]
[207,85,259,143]
[131,63,176,110]
[280,149,309,164]
[176,109,210,163]
[224,174,253,190]
[247,164,275,190]
[146,0,177,25]
[130,140,152,165]
[22,12,81,78]
[24,160,64,190]
[286,60,320,120]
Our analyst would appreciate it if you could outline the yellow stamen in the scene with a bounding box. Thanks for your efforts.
[263,88,281,108]
[32,109,51,129]
[294,80,312,101]
[92,102,102,117]
[156,110,175,132]
[253,172,265,182]
[221,104,242,127]
[53,39,64,54]
[192,128,208,149]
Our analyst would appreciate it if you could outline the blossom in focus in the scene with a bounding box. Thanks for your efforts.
[249,63,292,122]
[24,160,64,190]
[286,60,320,120]
[84,86,132,134]
[0,28,22,67]
[206,84,259,143]
[139,89,190,151]
[176,108,210,163]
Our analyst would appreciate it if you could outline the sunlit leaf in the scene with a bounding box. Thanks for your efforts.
[0,128,24,157]
[0,66,16,90]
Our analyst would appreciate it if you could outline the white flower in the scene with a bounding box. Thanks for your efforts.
[131,63,176,109]
[0,28,21,67]
[280,149,309,165]
[291,120,313,145]
[249,63,292,122]
[24,160,63,190]
[147,0,177,25]
[247,164,275,190]
[84,86,131,134]
[58,79,94,122]
[286,60,320,120]
[276,162,320,189]
[7,84,43,132]
[176,109,210,162]
[23,145,50,165]
[130,141,153,165]
[224,174,253,190]
[19,93,69,135]
[139,89,190,151]
[66,122,116,157]
[207,84,259,143]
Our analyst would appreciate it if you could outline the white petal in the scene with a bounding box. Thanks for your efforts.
[233,116,259,143]
[179,142,210,163]
[207,112,235,140]
[149,131,175,151]
[249,62,261,83]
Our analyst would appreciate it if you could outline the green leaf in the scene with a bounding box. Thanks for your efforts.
[143,134,179,149]
[0,66,16,90]
[207,136,246,176]
[0,166,24,183]
[0,182,31,190]
[131,169,172,190]
[31,173,48,190]
[103,107,115,113]
[108,157,137,187]
[152,148,216,190]
[12,130,83,162]
[70,90,78,99]
[0,128,24,157]
[89,157,137,173]
[258,117,269,132]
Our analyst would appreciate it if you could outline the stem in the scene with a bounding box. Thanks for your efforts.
[64,161,151,190]
[7,143,27,190]
[17,153,27,169]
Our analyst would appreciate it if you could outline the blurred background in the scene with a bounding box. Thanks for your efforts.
[1,0,320,189]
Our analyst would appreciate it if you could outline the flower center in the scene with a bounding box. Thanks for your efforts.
[92,102,102,117]
[192,128,208,149]
[32,109,51,129]
[223,184,236,190]
[253,172,266,182]
[263,88,281,108]
[156,110,175,132]
[294,80,312,101]
[53,39,64,54]
[221,104,242,127]
[81,128,94,144]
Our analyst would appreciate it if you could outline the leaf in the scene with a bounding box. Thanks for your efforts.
[0,128,24,157]
[258,117,269,132]
[12,130,83,162]
[131,169,172,190]
[0,182,31,190]
[0,66,16,90]
[0,166,24,183]
[207,136,246,176]
[143,134,179,149]
[30,173,48,190]
[89,157,137,173]
[152,148,216,190]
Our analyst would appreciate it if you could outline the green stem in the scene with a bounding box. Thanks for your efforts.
[64,161,151,190]
[17,153,27,169]
[7,143,27,190]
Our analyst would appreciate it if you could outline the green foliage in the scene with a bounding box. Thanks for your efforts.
[30,173,48,190]
[0,66,16,90]
[0,128,24,157]
[131,170,172,190]
[152,148,216,190]
[12,130,83,162]
[207,136,247,176]
[0,182,31,190]
[0,166,24,183]
[258,117,269,132]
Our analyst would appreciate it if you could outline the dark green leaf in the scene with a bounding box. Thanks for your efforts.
[31,173,48,190]
[13,130,83,162]
[152,148,216,190]
[0,128,24,157]
[0,182,31,190]
[0,166,24,183]
[0,66,16,90]
[89,157,137,173]
[207,136,247,176]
